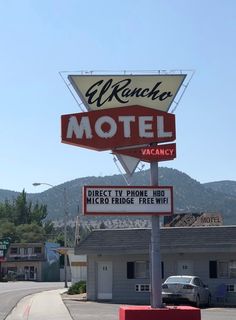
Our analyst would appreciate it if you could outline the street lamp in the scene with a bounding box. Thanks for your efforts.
[32,182,68,288]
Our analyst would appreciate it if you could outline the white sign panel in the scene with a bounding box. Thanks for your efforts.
[115,154,140,176]
[68,74,186,112]
[83,186,173,215]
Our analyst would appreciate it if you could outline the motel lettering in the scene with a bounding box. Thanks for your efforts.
[66,115,173,140]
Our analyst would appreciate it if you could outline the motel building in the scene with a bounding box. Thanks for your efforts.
[75,224,236,306]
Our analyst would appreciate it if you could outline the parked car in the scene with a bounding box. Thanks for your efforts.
[162,275,211,307]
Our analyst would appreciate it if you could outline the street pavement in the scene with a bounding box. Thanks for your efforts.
[63,296,120,320]
[5,288,236,320]
[5,289,71,320]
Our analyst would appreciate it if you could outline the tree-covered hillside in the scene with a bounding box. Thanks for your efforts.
[0,168,236,225]
[204,180,236,197]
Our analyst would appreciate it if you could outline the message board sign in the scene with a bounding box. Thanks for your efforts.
[83,186,173,215]
[68,74,186,112]
[61,105,176,151]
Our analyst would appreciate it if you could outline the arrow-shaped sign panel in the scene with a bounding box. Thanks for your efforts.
[61,105,176,151]
[115,153,140,176]
[113,143,176,163]
[68,74,186,112]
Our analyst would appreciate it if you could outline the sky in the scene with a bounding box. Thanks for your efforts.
[0,0,236,193]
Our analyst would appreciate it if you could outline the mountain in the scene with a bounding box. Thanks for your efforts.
[0,189,19,202]
[0,168,235,225]
[203,180,236,197]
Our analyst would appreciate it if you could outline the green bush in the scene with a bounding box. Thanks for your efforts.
[67,281,86,295]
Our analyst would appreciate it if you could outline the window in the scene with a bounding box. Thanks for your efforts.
[10,247,18,254]
[209,260,236,279]
[127,261,164,279]
[166,276,191,284]
[219,261,228,278]
[135,261,149,279]
[34,247,42,254]
[127,261,149,279]
[193,278,201,286]
[229,261,236,278]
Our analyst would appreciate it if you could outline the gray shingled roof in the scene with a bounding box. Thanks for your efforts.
[75,226,236,255]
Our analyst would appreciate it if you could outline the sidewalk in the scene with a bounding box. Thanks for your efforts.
[6,289,72,320]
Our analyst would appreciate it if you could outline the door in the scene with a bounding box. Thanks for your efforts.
[177,260,193,275]
[24,266,35,280]
[29,266,35,280]
[97,261,112,300]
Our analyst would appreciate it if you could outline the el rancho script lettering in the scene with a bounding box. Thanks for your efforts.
[85,78,173,107]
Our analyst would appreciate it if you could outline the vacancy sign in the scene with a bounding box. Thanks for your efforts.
[61,105,176,151]
[83,186,173,215]
[113,143,176,163]
[68,74,186,112]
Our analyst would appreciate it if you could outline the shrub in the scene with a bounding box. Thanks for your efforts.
[67,281,86,295]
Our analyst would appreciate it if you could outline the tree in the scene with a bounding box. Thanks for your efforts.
[0,221,16,242]
[31,203,47,226]
[15,189,30,225]
[43,220,55,240]
[0,200,15,222]
[16,223,46,243]
[0,190,55,243]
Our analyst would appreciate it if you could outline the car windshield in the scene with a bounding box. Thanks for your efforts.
[165,276,191,284]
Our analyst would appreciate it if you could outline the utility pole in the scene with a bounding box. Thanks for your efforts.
[33,182,68,288]
[63,187,68,288]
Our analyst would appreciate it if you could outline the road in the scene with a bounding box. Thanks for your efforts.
[1,283,236,320]
[201,308,236,320]
[0,281,64,320]
[63,299,236,320]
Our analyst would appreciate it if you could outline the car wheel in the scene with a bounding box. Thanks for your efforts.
[195,295,200,308]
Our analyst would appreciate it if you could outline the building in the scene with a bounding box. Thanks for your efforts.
[68,248,87,284]
[1,242,60,281]
[164,212,223,227]
[75,226,236,305]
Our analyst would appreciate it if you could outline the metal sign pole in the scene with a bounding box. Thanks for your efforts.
[150,161,163,308]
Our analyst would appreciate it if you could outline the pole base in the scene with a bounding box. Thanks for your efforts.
[119,305,201,320]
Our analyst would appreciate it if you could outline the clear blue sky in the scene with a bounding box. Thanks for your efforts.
[0,1,235,193]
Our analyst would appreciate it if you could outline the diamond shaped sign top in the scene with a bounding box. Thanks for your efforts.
[68,74,186,112]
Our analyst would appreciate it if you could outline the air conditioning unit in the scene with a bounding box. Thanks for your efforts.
[135,284,150,292]
[227,284,236,292]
